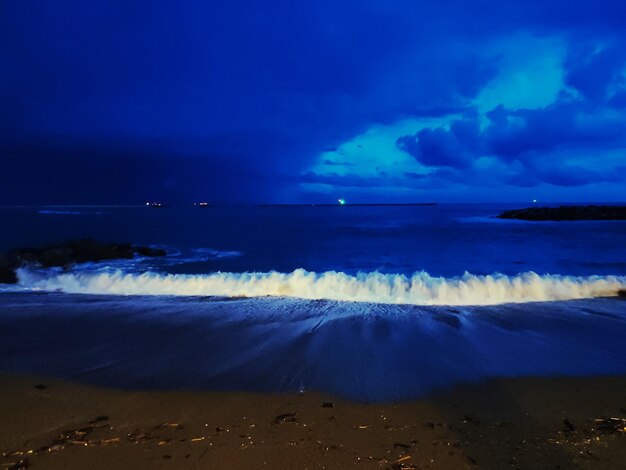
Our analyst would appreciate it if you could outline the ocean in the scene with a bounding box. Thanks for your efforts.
[1,203,625,400]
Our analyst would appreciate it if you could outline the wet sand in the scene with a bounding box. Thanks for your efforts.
[1,374,625,469]
[2,293,626,402]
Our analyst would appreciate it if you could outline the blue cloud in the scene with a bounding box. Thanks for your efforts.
[396,59,626,189]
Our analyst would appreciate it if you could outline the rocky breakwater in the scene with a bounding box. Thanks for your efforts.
[497,205,626,221]
[0,239,166,284]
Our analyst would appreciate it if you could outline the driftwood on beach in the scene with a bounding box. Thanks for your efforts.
[0,239,166,284]
[497,205,626,221]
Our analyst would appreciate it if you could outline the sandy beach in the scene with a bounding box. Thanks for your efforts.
[1,374,625,469]
[1,292,626,468]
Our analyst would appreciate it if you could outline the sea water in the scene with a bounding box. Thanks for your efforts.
[1,203,625,400]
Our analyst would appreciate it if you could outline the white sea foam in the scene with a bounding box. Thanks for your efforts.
[15,268,626,306]
[37,210,108,215]
[38,210,83,215]
[174,248,243,262]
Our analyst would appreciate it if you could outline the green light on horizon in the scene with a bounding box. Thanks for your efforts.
[338,198,346,205]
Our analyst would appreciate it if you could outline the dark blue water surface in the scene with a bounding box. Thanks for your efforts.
[2,203,626,276]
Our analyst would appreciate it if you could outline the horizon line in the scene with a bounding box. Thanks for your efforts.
[2,201,626,208]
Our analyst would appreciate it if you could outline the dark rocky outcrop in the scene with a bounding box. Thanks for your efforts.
[497,205,626,221]
[133,245,168,258]
[0,239,166,284]
[0,255,18,284]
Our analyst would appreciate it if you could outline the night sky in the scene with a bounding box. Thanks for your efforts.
[2,0,626,204]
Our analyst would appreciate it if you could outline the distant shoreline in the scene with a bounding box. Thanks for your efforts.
[257,202,439,207]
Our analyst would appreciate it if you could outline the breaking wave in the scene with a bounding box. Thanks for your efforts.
[15,268,626,306]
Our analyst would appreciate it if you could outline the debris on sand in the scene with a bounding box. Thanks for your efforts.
[273,413,297,424]
[592,417,626,435]
[6,457,29,470]
[562,418,576,434]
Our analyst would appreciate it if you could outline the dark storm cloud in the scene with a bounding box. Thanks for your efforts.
[323,160,355,167]
[300,171,398,188]
[397,117,482,169]
[565,44,626,101]
[2,0,626,202]
[400,100,626,159]
[299,170,451,191]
